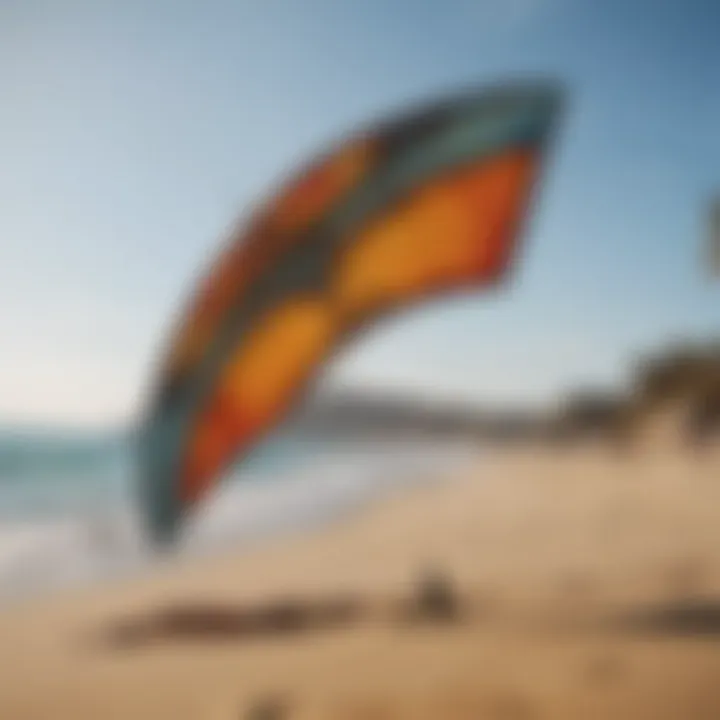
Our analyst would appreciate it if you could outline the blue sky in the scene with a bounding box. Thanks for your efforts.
[1,0,718,427]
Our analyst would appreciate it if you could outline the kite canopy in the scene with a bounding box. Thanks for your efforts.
[138,80,565,544]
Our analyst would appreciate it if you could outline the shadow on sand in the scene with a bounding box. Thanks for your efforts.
[96,570,468,649]
[101,595,370,647]
[611,597,720,638]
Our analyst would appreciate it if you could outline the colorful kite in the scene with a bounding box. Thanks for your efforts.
[138,81,564,543]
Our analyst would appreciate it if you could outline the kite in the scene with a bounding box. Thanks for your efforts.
[138,80,564,543]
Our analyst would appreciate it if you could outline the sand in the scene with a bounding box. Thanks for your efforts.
[2,443,720,719]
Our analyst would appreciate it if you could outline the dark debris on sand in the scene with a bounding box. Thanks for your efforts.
[410,567,460,622]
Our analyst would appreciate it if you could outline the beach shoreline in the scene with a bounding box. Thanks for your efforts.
[0,436,482,609]
[2,444,720,718]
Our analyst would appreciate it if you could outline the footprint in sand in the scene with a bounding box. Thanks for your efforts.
[242,694,290,720]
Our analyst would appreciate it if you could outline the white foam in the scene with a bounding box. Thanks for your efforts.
[0,438,481,604]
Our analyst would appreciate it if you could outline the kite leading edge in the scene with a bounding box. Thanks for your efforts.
[138,80,565,545]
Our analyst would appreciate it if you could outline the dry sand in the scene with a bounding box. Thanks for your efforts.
[2,443,720,719]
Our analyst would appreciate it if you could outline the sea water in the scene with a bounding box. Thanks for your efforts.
[0,430,481,604]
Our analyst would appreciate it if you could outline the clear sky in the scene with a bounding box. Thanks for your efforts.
[1,0,718,427]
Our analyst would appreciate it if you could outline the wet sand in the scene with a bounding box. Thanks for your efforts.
[2,444,720,719]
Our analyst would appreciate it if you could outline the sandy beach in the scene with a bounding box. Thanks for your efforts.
[2,444,720,719]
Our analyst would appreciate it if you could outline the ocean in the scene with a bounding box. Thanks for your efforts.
[0,430,481,605]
